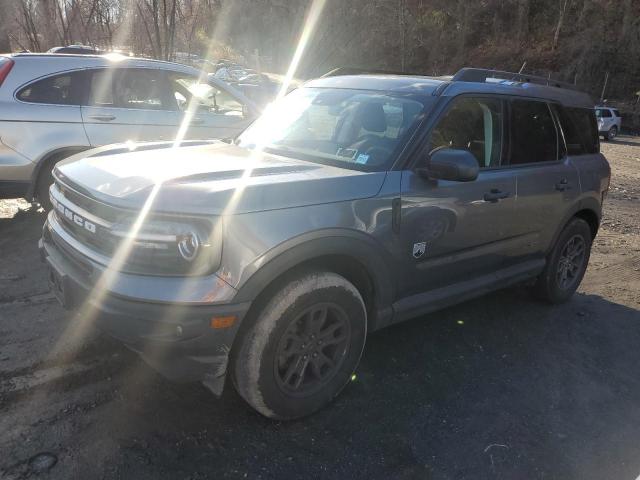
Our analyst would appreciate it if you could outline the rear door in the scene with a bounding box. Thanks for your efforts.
[398,95,519,296]
[81,68,179,146]
[4,69,89,162]
[507,99,580,257]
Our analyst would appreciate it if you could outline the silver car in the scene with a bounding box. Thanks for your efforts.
[595,106,622,140]
[0,53,258,207]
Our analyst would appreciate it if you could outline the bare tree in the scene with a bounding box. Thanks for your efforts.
[552,0,571,51]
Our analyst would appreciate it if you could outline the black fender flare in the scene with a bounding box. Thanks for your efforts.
[232,228,397,326]
[547,196,602,255]
[27,146,91,199]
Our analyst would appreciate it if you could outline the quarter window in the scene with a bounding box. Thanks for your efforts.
[509,100,558,164]
[554,105,600,156]
[429,97,504,168]
[17,72,82,105]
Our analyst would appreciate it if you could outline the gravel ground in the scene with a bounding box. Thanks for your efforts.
[1,139,639,479]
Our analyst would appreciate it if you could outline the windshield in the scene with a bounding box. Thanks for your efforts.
[237,87,427,170]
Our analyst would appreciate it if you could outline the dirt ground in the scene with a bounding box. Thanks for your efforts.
[1,138,639,480]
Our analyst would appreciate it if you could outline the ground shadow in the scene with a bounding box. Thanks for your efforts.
[92,288,640,480]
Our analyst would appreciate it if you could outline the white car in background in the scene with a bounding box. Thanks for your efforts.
[0,53,258,208]
[595,106,622,141]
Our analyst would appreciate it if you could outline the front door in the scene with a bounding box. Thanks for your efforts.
[397,95,519,297]
[81,68,179,146]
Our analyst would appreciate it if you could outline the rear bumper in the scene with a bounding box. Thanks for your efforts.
[40,217,251,393]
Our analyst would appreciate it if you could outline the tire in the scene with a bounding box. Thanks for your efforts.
[533,218,592,304]
[35,160,58,211]
[604,126,617,141]
[232,271,367,420]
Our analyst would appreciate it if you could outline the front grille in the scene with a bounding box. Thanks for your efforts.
[52,178,121,259]
[49,178,213,276]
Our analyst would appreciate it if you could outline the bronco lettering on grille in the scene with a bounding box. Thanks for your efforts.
[52,197,97,234]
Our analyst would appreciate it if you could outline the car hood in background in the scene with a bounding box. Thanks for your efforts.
[55,141,387,215]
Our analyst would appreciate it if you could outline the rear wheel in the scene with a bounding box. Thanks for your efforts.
[604,126,618,141]
[232,271,367,419]
[533,218,592,303]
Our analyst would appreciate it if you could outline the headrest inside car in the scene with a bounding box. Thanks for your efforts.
[359,103,387,133]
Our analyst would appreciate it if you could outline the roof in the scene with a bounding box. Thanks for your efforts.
[6,53,195,71]
[306,69,595,109]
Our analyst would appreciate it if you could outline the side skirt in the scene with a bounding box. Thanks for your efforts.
[382,259,545,328]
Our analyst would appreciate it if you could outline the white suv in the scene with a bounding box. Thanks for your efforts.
[0,53,258,207]
[595,106,622,141]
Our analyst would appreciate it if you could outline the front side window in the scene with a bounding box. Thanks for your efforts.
[168,74,245,117]
[429,96,504,168]
[17,72,82,105]
[237,87,427,170]
[510,100,558,165]
[88,69,172,110]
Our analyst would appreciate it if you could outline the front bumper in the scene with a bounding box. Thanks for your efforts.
[40,216,251,394]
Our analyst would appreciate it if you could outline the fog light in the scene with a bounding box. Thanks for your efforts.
[177,232,199,261]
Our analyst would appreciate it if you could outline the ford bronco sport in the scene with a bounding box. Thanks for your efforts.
[40,68,610,419]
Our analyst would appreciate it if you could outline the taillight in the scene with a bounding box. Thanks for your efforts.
[0,59,15,87]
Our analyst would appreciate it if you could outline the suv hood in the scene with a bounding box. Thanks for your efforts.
[55,142,387,215]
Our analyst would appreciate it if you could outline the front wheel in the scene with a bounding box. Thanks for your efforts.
[232,271,367,419]
[533,218,592,304]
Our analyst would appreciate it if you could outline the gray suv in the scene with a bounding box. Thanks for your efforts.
[40,68,610,419]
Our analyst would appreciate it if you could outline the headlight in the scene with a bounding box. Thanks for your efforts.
[110,217,222,276]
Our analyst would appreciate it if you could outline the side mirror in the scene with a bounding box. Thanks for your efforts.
[417,148,479,182]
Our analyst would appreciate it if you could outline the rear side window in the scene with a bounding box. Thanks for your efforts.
[566,107,599,154]
[17,72,83,105]
[612,109,620,117]
[596,108,612,118]
[509,100,558,165]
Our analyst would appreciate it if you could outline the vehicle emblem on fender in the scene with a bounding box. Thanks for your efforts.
[412,242,426,259]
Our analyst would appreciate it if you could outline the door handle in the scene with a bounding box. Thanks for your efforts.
[191,118,205,125]
[88,114,116,122]
[483,189,510,203]
[555,179,571,191]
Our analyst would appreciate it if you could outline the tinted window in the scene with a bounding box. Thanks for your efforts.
[612,109,620,117]
[566,107,599,154]
[88,69,172,110]
[553,105,584,156]
[429,97,504,168]
[17,72,82,105]
[596,108,612,118]
[510,100,558,164]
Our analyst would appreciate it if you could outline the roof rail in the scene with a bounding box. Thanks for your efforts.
[452,67,577,90]
[321,67,425,78]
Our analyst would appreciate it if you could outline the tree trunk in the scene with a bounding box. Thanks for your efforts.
[552,0,569,51]
[516,0,529,44]
[0,2,12,52]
